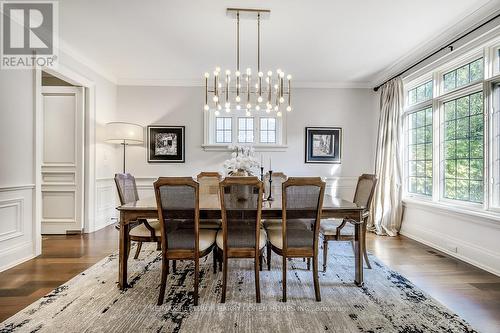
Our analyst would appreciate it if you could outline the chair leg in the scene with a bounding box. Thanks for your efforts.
[218,248,223,271]
[255,254,261,303]
[322,239,328,273]
[259,252,263,272]
[212,246,217,274]
[172,260,177,273]
[156,241,161,251]
[157,255,168,305]
[221,252,228,303]
[267,242,272,270]
[133,241,143,259]
[307,257,311,270]
[363,248,372,269]
[127,240,131,259]
[313,255,321,302]
[282,256,287,302]
[194,257,199,306]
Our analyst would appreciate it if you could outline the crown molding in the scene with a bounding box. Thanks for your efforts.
[117,77,372,89]
[58,41,118,84]
[370,0,500,88]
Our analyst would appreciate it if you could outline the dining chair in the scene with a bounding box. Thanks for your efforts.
[114,173,161,259]
[217,176,266,303]
[262,172,287,231]
[154,177,217,306]
[267,177,325,302]
[196,172,223,230]
[320,174,377,272]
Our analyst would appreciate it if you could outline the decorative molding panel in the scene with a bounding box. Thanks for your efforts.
[94,178,117,232]
[0,198,24,242]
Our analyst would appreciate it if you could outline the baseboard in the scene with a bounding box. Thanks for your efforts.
[0,241,35,273]
[400,227,500,277]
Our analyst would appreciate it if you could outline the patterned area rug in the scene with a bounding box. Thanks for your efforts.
[0,242,477,333]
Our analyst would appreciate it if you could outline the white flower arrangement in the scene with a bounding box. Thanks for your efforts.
[223,145,259,176]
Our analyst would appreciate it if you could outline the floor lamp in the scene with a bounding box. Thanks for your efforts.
[105,122,144,173]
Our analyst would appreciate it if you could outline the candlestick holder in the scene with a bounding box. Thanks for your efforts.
[267,170,274,201]
[260,166,264,182]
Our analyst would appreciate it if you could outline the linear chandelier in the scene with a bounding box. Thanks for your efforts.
[203,8,292,117]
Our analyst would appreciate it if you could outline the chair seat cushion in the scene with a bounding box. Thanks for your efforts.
[216,228,267,250]
[320,218,354,236]
[200,219,222,229]
[267,228,314,250]
[166,228,216,251]
[129,220,161,238]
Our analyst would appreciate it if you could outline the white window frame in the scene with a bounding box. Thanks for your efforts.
[215,117,232,143]
[203,108,288,151]
[259,117,278,144]
[237,117,255,143]
[402,36,500,217]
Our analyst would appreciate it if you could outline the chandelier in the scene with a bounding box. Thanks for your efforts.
[203,8,292,117]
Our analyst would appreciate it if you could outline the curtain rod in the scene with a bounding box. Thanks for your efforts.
[373,13,500,92]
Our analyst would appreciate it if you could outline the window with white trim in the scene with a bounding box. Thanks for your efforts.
[403,39,500,213]
[216,117,232,143]
[238,117,254,143]
[260,117,276,143]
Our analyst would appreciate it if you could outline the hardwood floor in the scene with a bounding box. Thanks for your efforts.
[0,226,499,332]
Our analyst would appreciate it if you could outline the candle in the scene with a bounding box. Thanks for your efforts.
[269,157,272,170]
[260,154,263,167]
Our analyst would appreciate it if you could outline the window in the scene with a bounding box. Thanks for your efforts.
[238,117,254,143]
[215,117,232,143]
[408,81,433,106]
[408,107,433,196]
[443,58,483,92]
[443,92,484,203]
[260,117,276,143]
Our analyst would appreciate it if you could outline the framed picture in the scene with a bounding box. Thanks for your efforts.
[305,127,342,164]
[147,126,185,163]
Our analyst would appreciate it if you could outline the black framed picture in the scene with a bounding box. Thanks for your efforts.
[147,126,185,163]
[305,127,342,164]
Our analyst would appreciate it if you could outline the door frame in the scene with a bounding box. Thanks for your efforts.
[34,65,96,254]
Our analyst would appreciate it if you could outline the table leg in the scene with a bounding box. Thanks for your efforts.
[354,211,364,287]
[118,211,130,289]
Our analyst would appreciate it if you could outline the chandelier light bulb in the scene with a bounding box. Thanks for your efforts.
[277,111,282,117]
[265,77,270,83]
[255,105,261,111]
[235,95,241,102]
[218,83,222,88]
[257,96,263,103]
[204,72,210,78]
[274,84,279,90]
[277,69,282,74]
[217,104,222,110]
[246,68,252,75]
[279,97,285,103]
[246,110,251,117]
[236,104,241,110]
[235,71,240,77]
[246,103,252,109]
[266,108,271,113]
[225,102,230,108]
[213,71,218,76]
[287,74,292,80]
[258,71,263,77]
[225,108,230,113]
[215,66,221,72]
[203,104,209,111]
[214,110,220,116]
[267,70,273,76]
[279,72,285,78]
[225,69,231,75]
[286,105,292,112]
[255,83,259,89]
[213,95,219,102]
[274,105,279,111]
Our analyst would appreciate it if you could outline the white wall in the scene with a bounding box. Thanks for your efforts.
[401,202,500,276]
[116,86,378,198]
[0,51,118,271]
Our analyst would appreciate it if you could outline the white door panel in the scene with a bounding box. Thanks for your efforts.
[41,86,84,234]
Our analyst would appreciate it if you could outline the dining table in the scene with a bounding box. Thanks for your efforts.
[116,191,367,290]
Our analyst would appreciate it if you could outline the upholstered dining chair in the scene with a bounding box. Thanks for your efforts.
[114,173,160,259]
[320,174,377,272]
[217,177,265,303]
[266,177,325,302]
[196,172,223,230]
[154,177,217,306]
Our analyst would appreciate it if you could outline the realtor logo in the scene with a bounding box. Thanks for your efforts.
[1,1,58,69]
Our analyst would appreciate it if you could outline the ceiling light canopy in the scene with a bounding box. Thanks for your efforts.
[203,8,292,117]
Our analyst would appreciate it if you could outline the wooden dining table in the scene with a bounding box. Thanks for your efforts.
[116,192,367,290]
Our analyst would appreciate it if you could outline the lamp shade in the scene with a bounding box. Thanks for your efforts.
[105,122,144,144]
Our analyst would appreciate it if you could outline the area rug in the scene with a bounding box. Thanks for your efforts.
[0,242,477,333]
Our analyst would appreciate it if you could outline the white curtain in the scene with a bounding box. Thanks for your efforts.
[368,78,404,236]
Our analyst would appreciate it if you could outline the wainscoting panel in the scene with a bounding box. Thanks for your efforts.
[0,185,35,272]
[94,178,118,232]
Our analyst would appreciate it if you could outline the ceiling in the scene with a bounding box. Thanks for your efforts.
[58,0,499,87]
